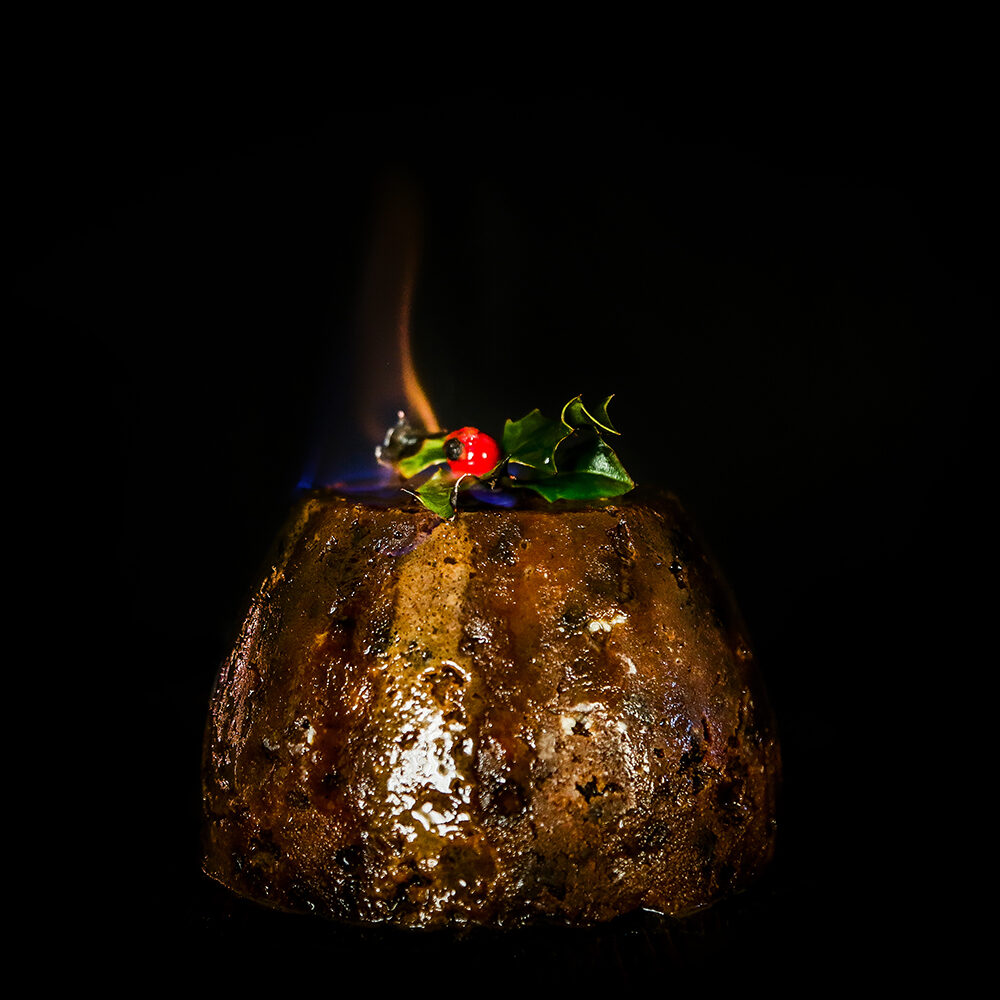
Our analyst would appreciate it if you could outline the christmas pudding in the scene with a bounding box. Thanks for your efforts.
[201,398,780,927]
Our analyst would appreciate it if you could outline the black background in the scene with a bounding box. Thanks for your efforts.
[14,35,993,986]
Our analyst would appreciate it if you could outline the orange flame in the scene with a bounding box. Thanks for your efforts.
[356,172,439,443]
[396,229,438,433]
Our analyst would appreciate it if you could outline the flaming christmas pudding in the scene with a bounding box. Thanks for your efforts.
[202,397,780,927]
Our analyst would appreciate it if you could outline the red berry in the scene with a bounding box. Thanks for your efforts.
[443,427,501,476]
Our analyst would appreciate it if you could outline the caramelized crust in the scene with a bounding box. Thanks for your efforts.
[202,488,780,927]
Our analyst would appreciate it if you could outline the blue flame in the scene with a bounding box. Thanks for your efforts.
[467,483,519,507]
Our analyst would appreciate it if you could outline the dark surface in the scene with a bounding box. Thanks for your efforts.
[13,41,992,985]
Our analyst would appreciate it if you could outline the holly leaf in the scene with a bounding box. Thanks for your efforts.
[519,434,633,502]
[519,472,633,502]
[396,436,448,479]
[502,408,569,475]
[561,393,620,435]
[405,467,458,519]
[405,468,478,519]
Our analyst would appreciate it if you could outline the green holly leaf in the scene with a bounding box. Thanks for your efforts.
[405,467,458,519]
[519,472,633,502]
[519,434,633,502]
[560,393,620,435]
[502,408,569,475]
[396,436,448,479]
[405,468,480,519]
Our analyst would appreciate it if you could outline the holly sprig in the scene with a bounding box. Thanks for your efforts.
[378,395,634,519]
